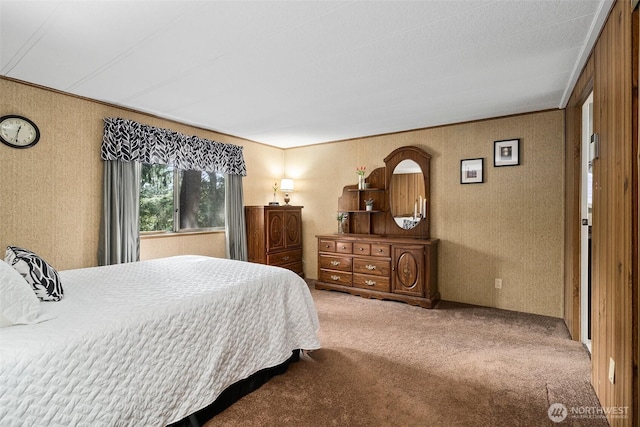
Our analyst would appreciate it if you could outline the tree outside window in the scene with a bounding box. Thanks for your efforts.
[140,164,225,232]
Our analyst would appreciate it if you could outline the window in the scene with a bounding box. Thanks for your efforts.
[140,164,225,232]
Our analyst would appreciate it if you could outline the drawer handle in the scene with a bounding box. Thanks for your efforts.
[359,247,364,251]
[283,256,290,261]
[365,280,376,286]
[325,245,331,248]
[378,248,384,253]
[331,275,341,281]
[366,265,376,270]
[342,246,347,250]
[330,260,340,266]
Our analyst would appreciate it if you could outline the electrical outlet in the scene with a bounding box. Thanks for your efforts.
[495,278,502,289]
[608,358,615,384]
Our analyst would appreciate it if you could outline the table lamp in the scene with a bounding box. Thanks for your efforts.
[280,178,294,205]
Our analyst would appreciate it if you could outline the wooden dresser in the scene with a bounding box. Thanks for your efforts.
[316,146,439,308]
[316,234,439,308]
[245,205,303,276]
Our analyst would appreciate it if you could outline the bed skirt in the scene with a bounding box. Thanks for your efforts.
[169,350,301,427]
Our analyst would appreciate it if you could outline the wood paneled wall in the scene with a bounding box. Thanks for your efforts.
[390,173,425,217]
[633,5,639,422]
[592,2,634,424]
[565,1,637,425]
[564,54,594,341]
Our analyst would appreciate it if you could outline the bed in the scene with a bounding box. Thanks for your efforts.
[0,255,320,426]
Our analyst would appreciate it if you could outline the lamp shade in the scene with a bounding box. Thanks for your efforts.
[280,178,294,192]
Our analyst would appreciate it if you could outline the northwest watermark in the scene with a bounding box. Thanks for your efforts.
[548,402,629,423]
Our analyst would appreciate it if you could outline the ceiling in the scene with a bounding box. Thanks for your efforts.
[1,1,612,148]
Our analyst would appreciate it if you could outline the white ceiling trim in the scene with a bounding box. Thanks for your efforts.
[559,0,614,108]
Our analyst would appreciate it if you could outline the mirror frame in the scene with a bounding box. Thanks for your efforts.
[384,146,431,238]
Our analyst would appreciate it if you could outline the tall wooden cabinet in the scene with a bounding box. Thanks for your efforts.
[245,205,303,276]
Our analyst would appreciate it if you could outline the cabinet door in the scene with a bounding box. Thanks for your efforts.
[266,210,285,252]
[245,206,266,264]
[284,210,302,248]
[392,245,424,297]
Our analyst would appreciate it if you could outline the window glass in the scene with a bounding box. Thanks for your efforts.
[140,164,174,232]
[178,169,225,230]
[140,164,225,232]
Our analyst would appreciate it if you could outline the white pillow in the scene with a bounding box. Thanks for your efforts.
[0,259,41,327]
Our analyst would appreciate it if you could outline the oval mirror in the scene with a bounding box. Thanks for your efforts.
[390,159,425,230]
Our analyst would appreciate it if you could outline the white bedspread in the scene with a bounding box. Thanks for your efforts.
[0,255,320,426]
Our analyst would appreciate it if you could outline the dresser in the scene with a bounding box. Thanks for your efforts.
[316,234,439,308]
[245,205,303,276]
[316,146,439,308]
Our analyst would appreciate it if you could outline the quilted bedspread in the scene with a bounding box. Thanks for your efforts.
[0,255,320,426]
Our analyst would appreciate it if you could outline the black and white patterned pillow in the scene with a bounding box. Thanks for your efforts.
[5,246,64,302]
[402,219,419,230]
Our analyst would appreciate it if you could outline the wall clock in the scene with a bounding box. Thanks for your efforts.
[0,115,40,149]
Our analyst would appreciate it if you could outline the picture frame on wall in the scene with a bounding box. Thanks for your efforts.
[494,138,520,167]
[460,158,483,184]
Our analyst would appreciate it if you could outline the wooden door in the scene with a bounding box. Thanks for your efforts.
[284,209,302,248]
[392,245,424,297]
[266,210,285,252]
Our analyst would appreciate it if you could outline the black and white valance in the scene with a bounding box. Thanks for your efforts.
[101,117,247,176]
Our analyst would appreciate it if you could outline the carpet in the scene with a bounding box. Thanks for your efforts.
[204,286,608,426]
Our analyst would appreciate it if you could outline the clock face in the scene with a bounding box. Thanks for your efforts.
[0,115,40,149]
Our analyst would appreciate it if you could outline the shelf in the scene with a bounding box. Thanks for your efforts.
[347,187,384,192]
[346,210,382,213]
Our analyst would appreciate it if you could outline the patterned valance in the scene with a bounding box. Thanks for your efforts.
[101,117,247,176]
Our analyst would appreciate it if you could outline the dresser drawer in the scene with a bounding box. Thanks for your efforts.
[319,269,352,286]
[319,255,352,272]
[318,239,336,252]
[335,242,353,254]
[281,261,303,276]
[353,242,371,256]
[353,258,390,276]
[268,249,302,266]
[353,274,390,292]
[371,244,390,257]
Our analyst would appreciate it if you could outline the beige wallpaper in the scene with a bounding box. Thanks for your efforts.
[0,78,282,270]
[287,110,565,317]
[1,77,564,317]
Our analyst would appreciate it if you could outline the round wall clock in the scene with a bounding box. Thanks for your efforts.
[0,115,40,149]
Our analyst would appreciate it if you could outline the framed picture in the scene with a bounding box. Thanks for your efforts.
[494,138,520,167]
[460,158,483,184]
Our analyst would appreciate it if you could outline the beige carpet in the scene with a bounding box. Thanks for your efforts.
[205,286,608,426]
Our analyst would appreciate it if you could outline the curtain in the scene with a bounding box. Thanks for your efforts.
[225,173,248,261]
[102,117,246,175]
[98,160,141,265]
[100,117,248,264]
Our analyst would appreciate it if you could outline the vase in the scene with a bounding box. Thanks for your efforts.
[358,175,365,190]
[366,204,373,212]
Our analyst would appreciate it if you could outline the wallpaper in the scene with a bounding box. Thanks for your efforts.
[0,77,563,317]
[285,110,564,317]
